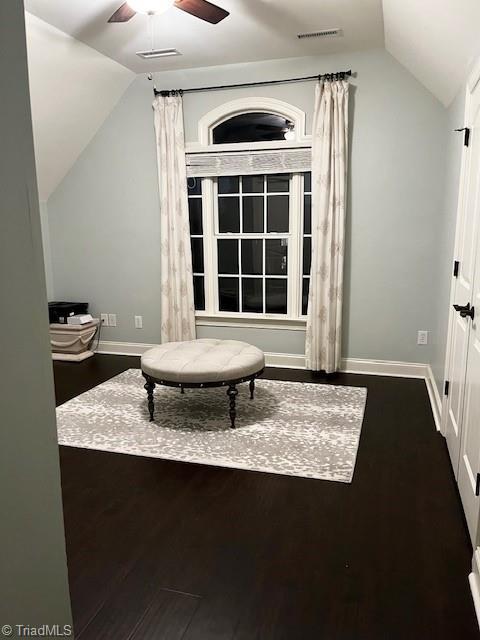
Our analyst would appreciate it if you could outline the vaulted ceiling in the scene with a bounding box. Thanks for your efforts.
[24,0,385,73]
[383,0,480,107]
[24,0,480,199]
[26,12,134,201]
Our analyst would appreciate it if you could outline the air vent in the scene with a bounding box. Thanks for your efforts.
[297,28,343,39]
[136,48,181,59]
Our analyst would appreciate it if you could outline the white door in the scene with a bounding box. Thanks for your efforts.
[443,66,480,546]
[458,225,480,544]
[444,72,480,480]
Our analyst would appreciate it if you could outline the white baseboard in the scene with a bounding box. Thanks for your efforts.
[425,365,443,432]
[97,341,428,376]
[263,352,307,369]
[469,548,480,630]
[340,357,428,379]
[96,341,440,427]
[97,341,155,356]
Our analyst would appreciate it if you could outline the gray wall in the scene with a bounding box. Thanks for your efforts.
[430,89,466,394]
[47,48,448,362]
[39,201,54,299]
[0,2,72,636]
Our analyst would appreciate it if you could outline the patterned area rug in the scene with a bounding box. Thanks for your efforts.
[56,369,367,483]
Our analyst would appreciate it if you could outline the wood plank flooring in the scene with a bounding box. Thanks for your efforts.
[54,355,479,639]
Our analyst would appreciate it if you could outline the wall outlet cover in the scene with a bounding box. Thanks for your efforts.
[417,330,428,345]
[134,315,143,329]
[100,313,109,326]
[108,314,117,327]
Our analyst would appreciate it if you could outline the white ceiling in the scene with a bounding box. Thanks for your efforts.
[383,0,480,107]
[25,12,134,201]
[24,0,385,73]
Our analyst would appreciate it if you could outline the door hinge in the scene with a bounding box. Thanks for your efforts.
[476,473,480,497]
[453,260,460,277]
[444,380,450,396]
[455,127,470,147]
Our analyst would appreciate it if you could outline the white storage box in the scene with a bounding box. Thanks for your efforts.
[67,314,93,325]
[50,319,100,362]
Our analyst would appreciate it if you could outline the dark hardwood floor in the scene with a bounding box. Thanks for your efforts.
[54,355,478,639]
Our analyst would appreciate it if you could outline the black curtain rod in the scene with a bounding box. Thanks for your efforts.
[153,69,353,96]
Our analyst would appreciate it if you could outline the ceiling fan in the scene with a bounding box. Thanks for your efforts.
[108,0,229,24]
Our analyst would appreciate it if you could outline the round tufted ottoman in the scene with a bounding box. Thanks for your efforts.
[141,339,265,428]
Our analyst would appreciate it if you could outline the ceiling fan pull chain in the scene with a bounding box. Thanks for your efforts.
[148,13,154,52]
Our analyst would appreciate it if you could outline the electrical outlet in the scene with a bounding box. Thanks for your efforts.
[134,315,143,329]
[100,313,109,326]
[108,314,117,327]
[417,330,428,345]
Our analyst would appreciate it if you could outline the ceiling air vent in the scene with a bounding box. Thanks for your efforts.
[136,48,181,59]
[297,28,343,39]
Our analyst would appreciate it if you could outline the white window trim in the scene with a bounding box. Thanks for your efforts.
[188,98,311,329]
[187,96,311,153]
[195,174,310,327]
[195,314,307,331]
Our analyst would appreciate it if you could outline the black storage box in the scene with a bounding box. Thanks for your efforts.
[48,301,89,324]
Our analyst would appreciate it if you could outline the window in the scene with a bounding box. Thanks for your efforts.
[302,171,312,315]
[188,178,205,311]
[187,99,312,325]
[189,171,312,320]
[212,112,293,144]
[216,174,290,314]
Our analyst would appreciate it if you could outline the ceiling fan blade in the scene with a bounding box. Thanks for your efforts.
[108,2,137,23]
[174,0,229,24]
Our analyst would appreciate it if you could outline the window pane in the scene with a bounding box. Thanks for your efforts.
[242,278,263,313]
[188,198,203,235]
[219,197,240,232]
[193,275,205,311]
[266,279,287,314]
[303,237,312,275]
[218,239,239,274]
[267,173,290,192]
[191,238,204,273]
[218,176,239,194]
[267,195,289,233]
[242,175,264,193]
[187,177,202,195]
[304,171,311,193]
[243,196,264,233]
[304,194,311,235]
[213,112,290,144]
[241,239,263,275]
[266,239,287,275]
[302,278,310,316]
[219,277,239,312]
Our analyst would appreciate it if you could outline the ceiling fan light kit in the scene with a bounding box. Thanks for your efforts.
[136,48,181,58]
[128,0,174,15]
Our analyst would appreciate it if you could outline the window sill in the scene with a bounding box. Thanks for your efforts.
[195,313,307,331]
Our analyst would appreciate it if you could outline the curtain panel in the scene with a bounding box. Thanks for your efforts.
[306,80,349,373]
[153,93,196,343]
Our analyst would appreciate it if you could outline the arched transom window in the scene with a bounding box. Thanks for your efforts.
[212,112,295,144]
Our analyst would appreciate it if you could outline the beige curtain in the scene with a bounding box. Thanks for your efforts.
[306,80,349,373]
[153,92,196,343]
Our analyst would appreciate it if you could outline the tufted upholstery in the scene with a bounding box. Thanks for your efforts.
[141,339,265,384]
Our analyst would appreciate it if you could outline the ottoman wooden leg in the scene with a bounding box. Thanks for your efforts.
[143,375,156,422]
[227,385,238,429]
[249,377,255,400]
